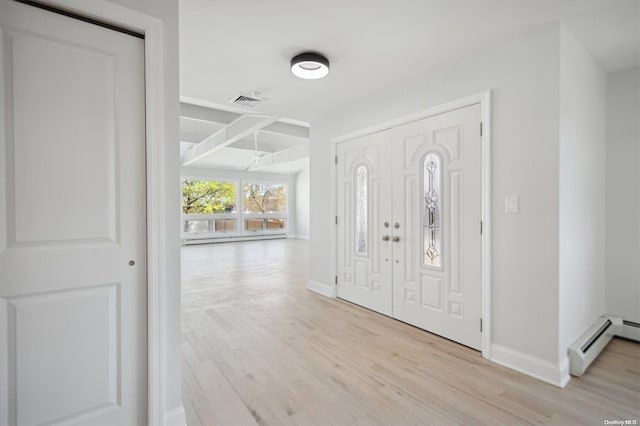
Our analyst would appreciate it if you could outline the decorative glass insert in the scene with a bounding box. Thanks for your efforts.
[423,153,442,267]
[355,165,368,255]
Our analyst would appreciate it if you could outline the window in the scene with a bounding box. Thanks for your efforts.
[243,183,286,213]
[214,219,236,233]
[183,220,210,234]
[182,179,238,237]
[182,179,237,214]
[423,153,442,267]
[355,165,368,255]
[181,178,289,240]
[244,218,264,232]
[242,183,287,234]
[266,218,285,230]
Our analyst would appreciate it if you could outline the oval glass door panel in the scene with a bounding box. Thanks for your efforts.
[423,152,442,268]
[355,165,368,256]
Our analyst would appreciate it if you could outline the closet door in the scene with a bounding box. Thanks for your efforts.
[391,104,483,350]
[0,2,147,424]
[336,130,393,316]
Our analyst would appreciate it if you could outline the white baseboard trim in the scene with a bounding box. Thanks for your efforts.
[491,344,570,388]
[307,280,335,298]
[165,405,186,426]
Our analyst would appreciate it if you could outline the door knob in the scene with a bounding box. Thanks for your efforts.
[392,236,400,242]
[382,235,390,241]
[383,221,390,228]
[394,222,400,229]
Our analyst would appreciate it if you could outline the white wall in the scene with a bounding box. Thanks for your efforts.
[606,66,640,322]
[295,160,310,238]
[310,23,563,366]
[106,0,182,421]
[558,26,607,360]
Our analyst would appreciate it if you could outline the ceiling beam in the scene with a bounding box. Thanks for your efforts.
[247,142,309,171]
[180,102,309,139]
[182,114,278,166]
[261,121,309,139]
[180,102,239,124]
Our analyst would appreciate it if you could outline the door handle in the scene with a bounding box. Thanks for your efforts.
[392,236,400,242]
[382,235,390,241]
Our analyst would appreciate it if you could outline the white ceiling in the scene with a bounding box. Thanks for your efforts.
[180,0,637,124]
[564,0,639,72]
[180,117,224,143]
[252,157,310,175]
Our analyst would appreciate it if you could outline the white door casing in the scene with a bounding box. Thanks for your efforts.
[0,2,147,424]
[335,103,483,350]
[336,130,393,316]
[391,104,482,350]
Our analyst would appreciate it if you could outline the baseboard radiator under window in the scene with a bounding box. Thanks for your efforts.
[182,234,286,245]
[569,315,639,377]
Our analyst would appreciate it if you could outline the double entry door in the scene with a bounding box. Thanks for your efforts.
[336,104,483,350]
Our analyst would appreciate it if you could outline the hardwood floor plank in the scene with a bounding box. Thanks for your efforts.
[181,239,640,426]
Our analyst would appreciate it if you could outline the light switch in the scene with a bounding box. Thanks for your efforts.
[505,195,519,213]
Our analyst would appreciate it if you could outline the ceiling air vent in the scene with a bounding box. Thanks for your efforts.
[229,92,265,109]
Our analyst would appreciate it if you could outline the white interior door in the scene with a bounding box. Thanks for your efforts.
[335,104,482,350]
[336,130,393,316]
[0,2,147,425]
[391,104,482,350]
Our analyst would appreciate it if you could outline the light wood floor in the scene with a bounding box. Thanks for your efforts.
[181,239,640,426]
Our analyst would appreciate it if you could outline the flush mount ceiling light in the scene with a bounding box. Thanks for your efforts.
[290,52,330,79]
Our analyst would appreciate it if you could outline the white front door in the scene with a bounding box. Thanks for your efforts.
[391,104,482,350]
[0,2,147,425]
[336,130,393,316]
[336,104,482,350]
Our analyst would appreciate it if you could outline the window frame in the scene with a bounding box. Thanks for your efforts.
[180,175,290,240]
[241,181,288,234]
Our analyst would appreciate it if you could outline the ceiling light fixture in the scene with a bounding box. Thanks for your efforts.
[290,52,330,80]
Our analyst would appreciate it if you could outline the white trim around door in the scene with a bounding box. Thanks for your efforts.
[331,91,492,359]
[32,1,175,424]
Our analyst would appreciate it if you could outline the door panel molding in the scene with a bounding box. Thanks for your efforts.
[331,91,492,359]
[336,131,393,316]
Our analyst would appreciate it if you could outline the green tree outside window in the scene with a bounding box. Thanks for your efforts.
[182,180,237,214]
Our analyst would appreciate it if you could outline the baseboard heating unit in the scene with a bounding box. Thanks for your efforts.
[182,234,286,245]
[568,315,640,377]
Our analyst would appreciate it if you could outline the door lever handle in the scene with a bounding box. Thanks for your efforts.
[382,235,390,241]
[392,236,400,242]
